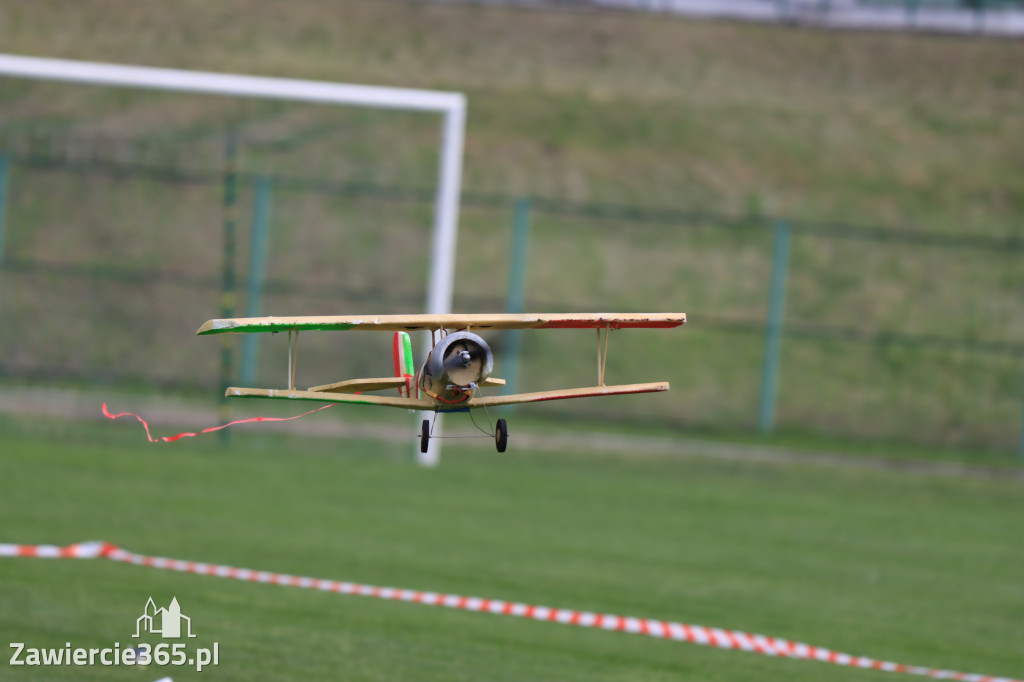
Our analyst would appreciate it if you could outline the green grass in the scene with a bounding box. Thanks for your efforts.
[3,0,1023,229]
[1,0,1023,449]
[1,423,1022,680]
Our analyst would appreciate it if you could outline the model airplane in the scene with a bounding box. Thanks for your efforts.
[197,313,686,452]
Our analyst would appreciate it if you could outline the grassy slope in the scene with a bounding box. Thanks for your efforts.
[1,0,1023,449]
[0,422,1022,681]
[2,0,1023,229]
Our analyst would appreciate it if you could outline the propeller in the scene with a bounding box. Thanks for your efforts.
[443,342,486,371]
[427,331,494,388]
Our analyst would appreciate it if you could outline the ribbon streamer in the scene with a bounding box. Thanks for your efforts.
[1,541,1017,682]
[101,403,335,443]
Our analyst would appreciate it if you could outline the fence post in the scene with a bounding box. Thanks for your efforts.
[240,175,271,387]
[1019,383,1024,459]
[503,197,531,400]
[758,220,791,433]
[219,133,239,443]
[0,154,8,312]
[904,0,919,27]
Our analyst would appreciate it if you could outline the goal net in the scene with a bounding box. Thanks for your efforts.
[0,55,464,460]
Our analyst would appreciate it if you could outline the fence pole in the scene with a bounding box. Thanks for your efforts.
[240,175,271,387]
[1019,382,1024,459]
[758,220,791,433]
[503,197,532,401]
[904,0,919,28]
[0,154,8,312]
[219,133,239,444]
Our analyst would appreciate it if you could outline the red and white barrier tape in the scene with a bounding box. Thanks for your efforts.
[1,541,1017,682]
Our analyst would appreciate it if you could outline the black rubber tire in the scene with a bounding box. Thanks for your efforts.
[495,418,508,453]
[420,419,431,453]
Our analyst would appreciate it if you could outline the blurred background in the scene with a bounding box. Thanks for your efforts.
[0,0,1022,456]
[2,4,1024,682]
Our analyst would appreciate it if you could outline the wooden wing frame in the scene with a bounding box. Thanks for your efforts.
[204,312,685,411]
[197,312,685,335]
[226,381,669,411]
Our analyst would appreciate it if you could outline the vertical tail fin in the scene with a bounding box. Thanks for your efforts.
[392,331,415,397]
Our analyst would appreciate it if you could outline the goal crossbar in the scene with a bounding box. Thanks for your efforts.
[0,53,466,465]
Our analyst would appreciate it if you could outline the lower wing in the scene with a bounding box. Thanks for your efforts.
[226,387,434,410]
[225,381,668,410]
[466,382,669,408]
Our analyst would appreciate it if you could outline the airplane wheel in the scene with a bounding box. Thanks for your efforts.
[420,419,430,453]
[495,418,508,453]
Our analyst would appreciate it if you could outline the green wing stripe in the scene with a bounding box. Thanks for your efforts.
[199,319,356,335]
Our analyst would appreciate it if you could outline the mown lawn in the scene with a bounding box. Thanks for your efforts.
[1,421,1021,681]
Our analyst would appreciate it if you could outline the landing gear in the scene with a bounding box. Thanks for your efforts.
[420,419,430,453]
[495,418,508,453]
[418,413,508,453]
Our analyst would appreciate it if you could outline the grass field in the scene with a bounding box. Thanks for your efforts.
[2,0,1024,450]
[4,0,1024,229]
[1,5,1021,679]
[1,419,1021,681]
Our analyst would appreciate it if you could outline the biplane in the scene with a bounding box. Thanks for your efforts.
[197,313,686,452]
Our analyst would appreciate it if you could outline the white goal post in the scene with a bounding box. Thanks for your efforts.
[0,54,465,465]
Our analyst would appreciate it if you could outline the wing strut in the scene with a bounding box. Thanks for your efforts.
[287,329,299,390]
[596,325,611,386]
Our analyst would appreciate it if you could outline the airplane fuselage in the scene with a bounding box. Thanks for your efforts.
[416,331,494,407]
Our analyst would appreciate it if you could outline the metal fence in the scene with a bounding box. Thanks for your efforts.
[425,0,1024,35]
[0,138,1022,454]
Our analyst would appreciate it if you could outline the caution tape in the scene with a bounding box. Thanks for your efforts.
[101,403,335,443]
[1,542,1017,682]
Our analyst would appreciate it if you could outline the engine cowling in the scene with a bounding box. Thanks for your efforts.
[420,331,493,402]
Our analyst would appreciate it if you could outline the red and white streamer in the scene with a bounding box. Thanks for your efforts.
[101,403,335,443]
[1,541,1017,682]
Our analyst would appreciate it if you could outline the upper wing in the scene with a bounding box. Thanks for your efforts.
[197,313,686,335]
